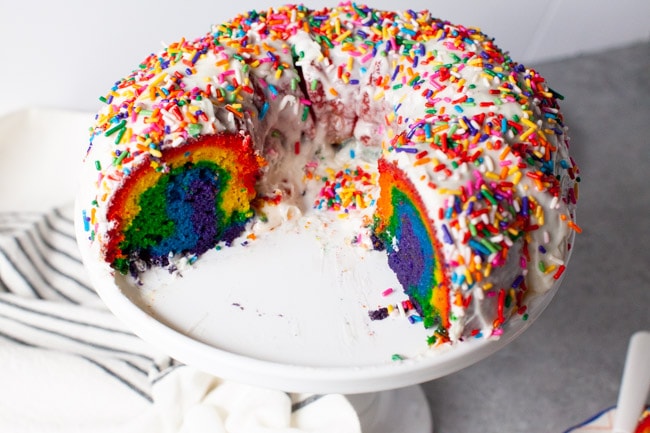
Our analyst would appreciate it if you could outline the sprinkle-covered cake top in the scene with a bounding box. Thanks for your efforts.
[83,2,580,342]
[88,2,579,263]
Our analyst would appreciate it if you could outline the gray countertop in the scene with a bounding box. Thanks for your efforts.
[422,41,650,433]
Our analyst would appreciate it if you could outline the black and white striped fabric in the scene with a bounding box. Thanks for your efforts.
[0,204,360,432]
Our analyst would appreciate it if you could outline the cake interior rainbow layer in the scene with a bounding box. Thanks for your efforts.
[373,159,451,340]
[105,133,262,275]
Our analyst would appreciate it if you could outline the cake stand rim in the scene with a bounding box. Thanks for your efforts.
[74,197,570,394]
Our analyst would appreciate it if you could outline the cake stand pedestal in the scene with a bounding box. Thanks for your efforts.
[347,386,432,432]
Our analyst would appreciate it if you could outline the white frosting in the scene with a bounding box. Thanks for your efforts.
[82,4,579,344]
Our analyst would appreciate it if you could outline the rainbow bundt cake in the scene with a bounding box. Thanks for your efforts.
[81,2,579,343]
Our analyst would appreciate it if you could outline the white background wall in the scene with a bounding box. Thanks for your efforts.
[0,0,648,116]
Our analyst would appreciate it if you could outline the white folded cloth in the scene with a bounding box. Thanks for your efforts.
[0,204,361,433]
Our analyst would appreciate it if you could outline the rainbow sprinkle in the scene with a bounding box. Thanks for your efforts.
[313,165,378,214]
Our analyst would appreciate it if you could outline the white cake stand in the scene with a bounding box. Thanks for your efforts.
[75,199,566,432]
[2,108,565,432]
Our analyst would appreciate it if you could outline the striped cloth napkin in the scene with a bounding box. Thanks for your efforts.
[0,203,360,432]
